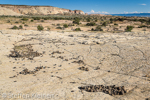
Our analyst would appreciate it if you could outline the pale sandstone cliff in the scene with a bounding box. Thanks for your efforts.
[0,4,85,15]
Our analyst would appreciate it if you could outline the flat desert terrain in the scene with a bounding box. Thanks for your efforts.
[0,30,150,100]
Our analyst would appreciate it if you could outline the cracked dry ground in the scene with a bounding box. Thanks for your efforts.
[0,30,150,100]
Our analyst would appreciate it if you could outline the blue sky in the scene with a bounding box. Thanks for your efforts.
[1,0,150,14]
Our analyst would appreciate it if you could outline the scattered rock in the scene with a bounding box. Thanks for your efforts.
[51,51,62,54]
[9,44,42,60]
[146,98,150,100]
[57,56,64,59]
[71,90,74,92]
[79,66,89,71]
[68,35,74,37]
[19,66,45,75]
[79,85,127,96]
[72,60,84,64]
[70,82,76,84]
[64,59,68,61]
[9,75,17,78]
[95,66,100,70]
[57,76,62,79]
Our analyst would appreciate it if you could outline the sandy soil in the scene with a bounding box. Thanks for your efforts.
[0,30,150,100]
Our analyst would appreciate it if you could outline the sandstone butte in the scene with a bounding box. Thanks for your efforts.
[0,4,85,15]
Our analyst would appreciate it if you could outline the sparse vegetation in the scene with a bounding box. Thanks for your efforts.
[11,26,18,29]
[11,25,23,29]
[74,28,81,31]
[91,28,94,31]
[56,26,62,29]
[37,25,44,31]
[102,22,107,26]
[114,23,118,25]
[126,26,133,32]
[63,24,68,28]
[73,17,80,25]
[41,20,44,22]
[19,25,23,29]
[86,22,96,26]
[0,15,150,32]
[15,21,19,23]
[86,17,91,22]
[24,24,28,27]
[91,25,103,31]
[138,25,147,28]
[33,17,41,20]
[21,18,28,21]
[147,19,150,25]
[95,25,103,31]
[47,27,50,31]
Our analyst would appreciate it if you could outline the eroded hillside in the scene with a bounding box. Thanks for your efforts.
[0,4,85,15]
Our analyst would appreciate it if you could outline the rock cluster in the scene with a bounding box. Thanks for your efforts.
[72,60,84,64]
[79,66,89,71]
[9,44,42,60]
[19,66,46,75]
[51,51,62,54]
[79,85,127,96]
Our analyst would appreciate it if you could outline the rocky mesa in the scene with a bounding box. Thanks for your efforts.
[0,4,85,15]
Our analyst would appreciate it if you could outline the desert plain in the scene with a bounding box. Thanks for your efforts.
[0,9,150,100]
[0,28,150,100]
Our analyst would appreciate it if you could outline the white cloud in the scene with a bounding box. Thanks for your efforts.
[91,10,95,13]
[87,10,109,14]
[124,11,129,14]
[140,4,146,6]
[131,11,138,13]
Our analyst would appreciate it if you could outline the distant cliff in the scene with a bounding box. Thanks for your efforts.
[0,4,85,16]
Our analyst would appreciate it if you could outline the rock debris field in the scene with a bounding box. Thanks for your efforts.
[0,30,150,100]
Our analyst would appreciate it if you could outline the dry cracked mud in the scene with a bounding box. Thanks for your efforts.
[0,30,150,100]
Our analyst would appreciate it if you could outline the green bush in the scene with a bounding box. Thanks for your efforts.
[91,28,94,31]
[33,17,41,20]
[102,22,107,26]
[7,20,10,23]
[139,19,146,23]
[24,24,28,27]
[95,25,103,31]
[126,26,133,32]
[73,17,80,25]
[47,27,50,31]
[19,25,23,29]
[11,26,18,29]
[117,18,124,21]
[41,20,44,22]
[114,23,118,25]
[110,18,114,22]
[15,21,19,23]
[86,22,96,26]
[56,27,62,29]
[86,18,91,22]
[57,24,60,26]
[147,19,150,25]
[138,25,147,28]
[37,25,44,31]
[74,28,81,31]
[31,20,34,22]
[21,18,28,21]
[63,24,68,28]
